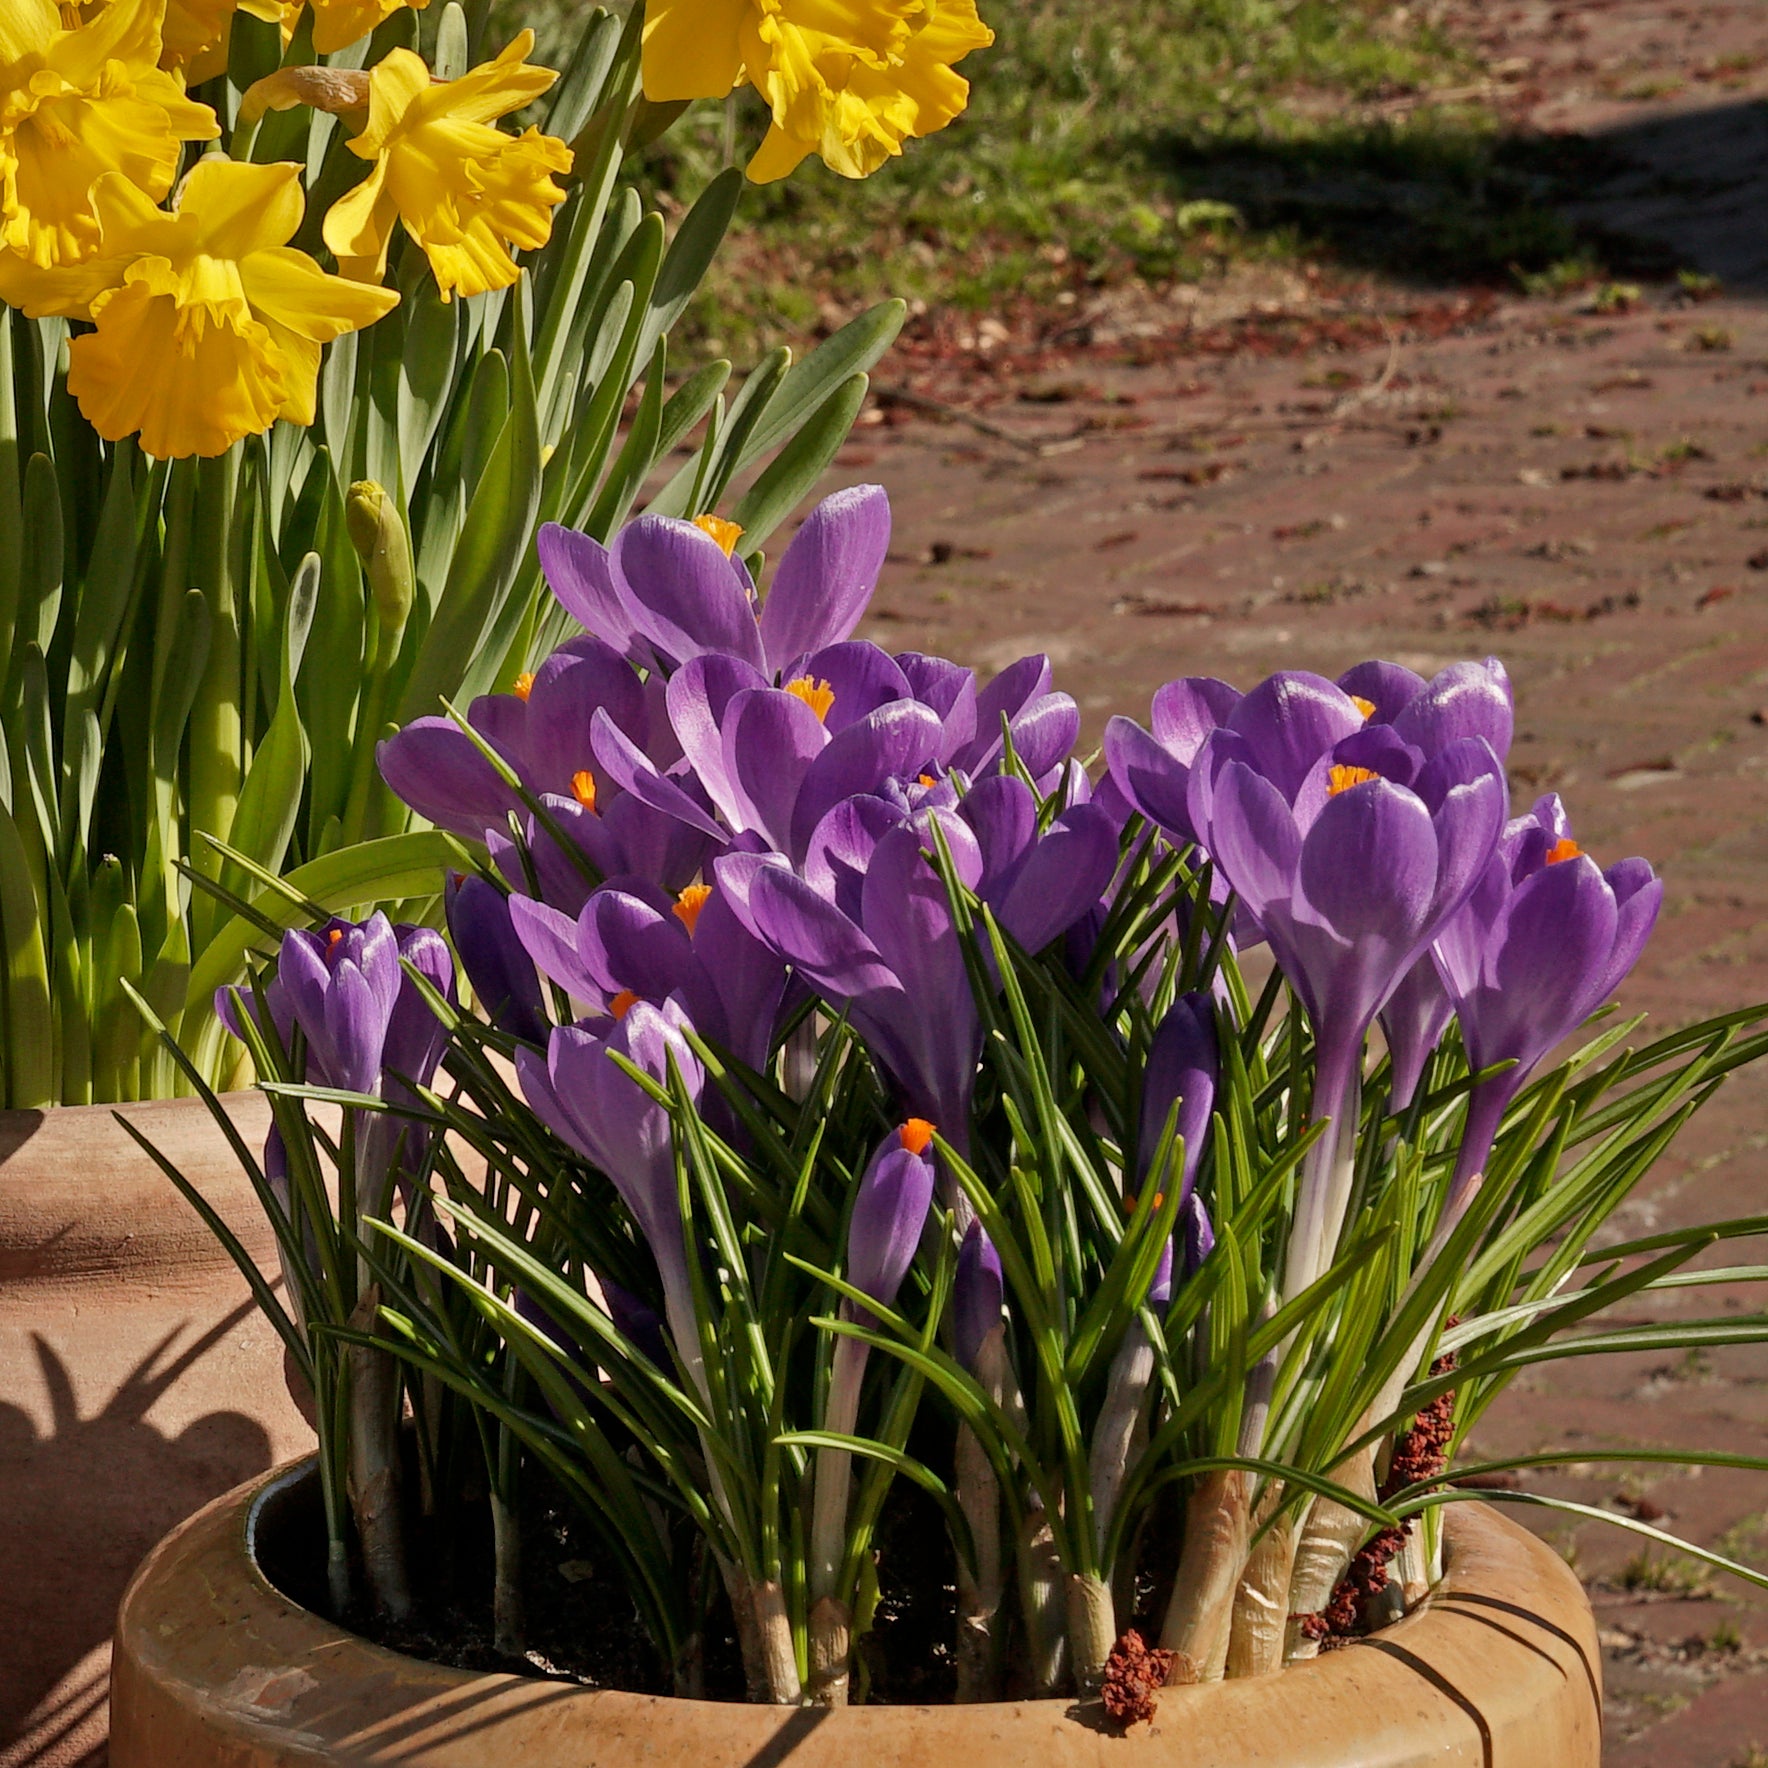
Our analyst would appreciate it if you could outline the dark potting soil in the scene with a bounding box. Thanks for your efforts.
[255,1459,966,1701]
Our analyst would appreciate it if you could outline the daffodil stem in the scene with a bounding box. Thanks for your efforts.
[188,450,241,956]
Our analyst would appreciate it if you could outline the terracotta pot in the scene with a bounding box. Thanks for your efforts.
[111,1457,1602,1768]
[1,1096,311,1768]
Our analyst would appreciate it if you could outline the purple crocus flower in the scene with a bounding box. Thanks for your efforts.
[1132,993,1218,1309]
[377,636,654,842]
[1433,794,1661,1202]
[844,1121,938,1327]
[536,484,891,680]
[507,873,788,1074]
[951,653,1082,791]
[1189,718,1507,1127]
[720,804,1116,1149]
[275,913,405,1094]
[444,873,548,1044]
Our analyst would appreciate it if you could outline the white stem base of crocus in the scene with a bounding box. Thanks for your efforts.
[491,1488,524,1656]
[1162,1468,1250,1684]
[345,1286,411,1621]
[1228,1489,1295,1678]
[1067,1573,1117,1696]
[1021,1510,1070,1695]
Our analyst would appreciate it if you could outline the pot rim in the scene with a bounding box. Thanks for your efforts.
[112,1455,1604,1767]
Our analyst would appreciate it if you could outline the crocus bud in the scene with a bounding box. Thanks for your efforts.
[347,480,415,660]
[1138,993,1218,1199]
[844,1122,937,1326]
[954,1219,1004,1371]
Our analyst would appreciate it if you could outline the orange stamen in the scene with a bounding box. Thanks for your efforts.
[1349,694,1377,721]
[900,1119,935,1156]
[609,990,640,1020]
[1545,837,1583,865]
[1328,763,1380,796]
[692,514,745,556]
[327,928,343,948]
[784,676,836,722]
[674,883,712,934]
[513,672,536,701]
[917,773,937,788]
[1124,1191,1165,1216]
[571,769,598,813]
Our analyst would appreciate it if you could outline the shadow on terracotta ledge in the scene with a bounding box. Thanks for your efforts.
[2,1307,274,1765]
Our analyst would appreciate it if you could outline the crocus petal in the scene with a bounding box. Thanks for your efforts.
[666,653,772,827]
[758,483,891,672]
[793,640,909,732]
[611,515,766,671]
[1336,660,1425,724]
[446,873,547,1042]
[508,894,609,1005]
[897,651,978,762]
[679,884,789,1072]
[1138,992,1217,1196]
[377,717,522,838]
[993,803,1119,954]
[1392,658,1513,762]
[1201,760,1302,926]
[790,698,943,857]
[960,772,1039,890]
[804,793,909,921]
[1476,855,1619,1071]
[959,653,1051,772]
[1105,715,1198,844]
[536,523,647,664]
[1151,677,1240,756]
[521,638,649,795]
[1595,859,1661,1003]
[590,708,730,842]
[722,687,830,853]
[1226,671,1367,804]
[580,888,697,1005]
[1298,778,1438,948]
[737,860,899,998]
[1006,691,1081,782]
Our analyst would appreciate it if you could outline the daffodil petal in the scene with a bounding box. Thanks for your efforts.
[641,0,747,101]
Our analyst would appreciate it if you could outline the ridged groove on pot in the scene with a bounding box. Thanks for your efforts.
[112,1457,1603,1768]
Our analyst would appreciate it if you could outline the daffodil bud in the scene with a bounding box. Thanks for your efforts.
[346,480,414,659]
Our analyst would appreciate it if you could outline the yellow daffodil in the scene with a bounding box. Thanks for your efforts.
[0,0,218,266]
[0,158,398,458]
[321,32,572,301]
[641,0,992,182]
